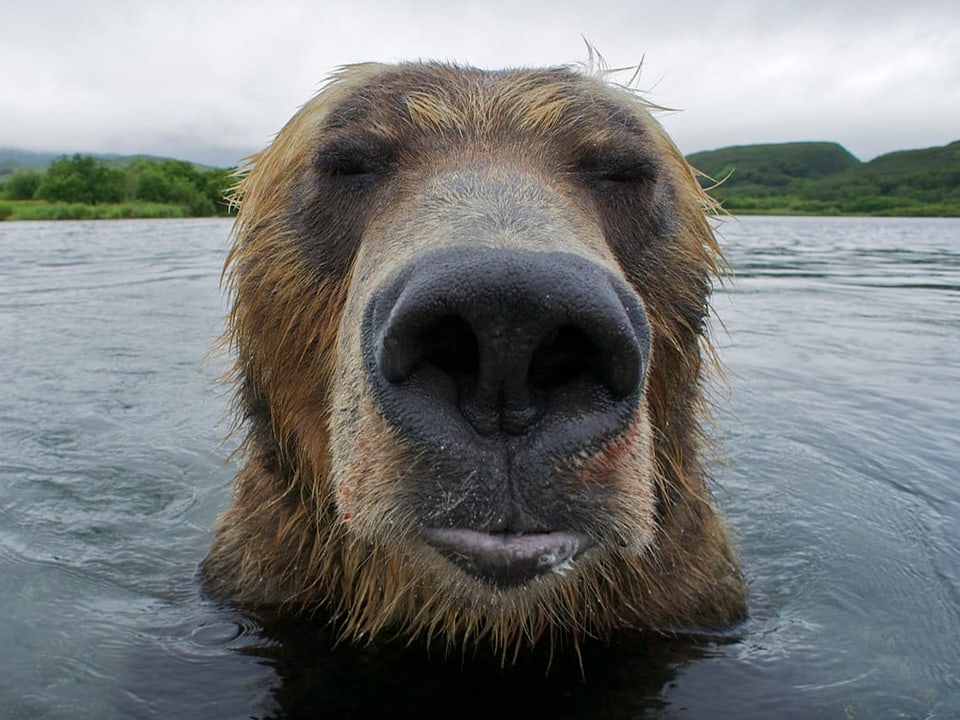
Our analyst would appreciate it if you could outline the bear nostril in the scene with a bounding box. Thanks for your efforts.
[419,316,479,386]
[379,315,478,386]
[379,314,480,395]
[528,325,596,391]
[528,323,641,400]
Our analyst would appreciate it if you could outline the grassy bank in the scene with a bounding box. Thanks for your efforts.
[710,196,960,217]
[0,200,198,221]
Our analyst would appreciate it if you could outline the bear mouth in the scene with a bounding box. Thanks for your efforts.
[421,528,594,587]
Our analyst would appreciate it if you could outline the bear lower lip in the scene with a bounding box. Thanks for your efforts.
[421,528,593,587]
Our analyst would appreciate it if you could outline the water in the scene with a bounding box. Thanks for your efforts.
[0,216,957,718]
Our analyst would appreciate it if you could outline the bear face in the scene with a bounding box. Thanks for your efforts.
[204,62,746,657]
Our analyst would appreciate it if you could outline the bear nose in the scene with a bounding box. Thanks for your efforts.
[365,246,651,438]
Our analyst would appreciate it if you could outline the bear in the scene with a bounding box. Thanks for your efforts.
[202,60,747,659]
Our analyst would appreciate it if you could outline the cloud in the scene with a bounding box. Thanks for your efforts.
[2,0,958,164]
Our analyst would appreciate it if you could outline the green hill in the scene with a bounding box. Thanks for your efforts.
[688,142,860,188]
[687,140,960,216]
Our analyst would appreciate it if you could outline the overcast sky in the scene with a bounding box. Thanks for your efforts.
[2,0,957,166]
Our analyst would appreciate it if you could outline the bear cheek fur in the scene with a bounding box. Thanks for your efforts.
[329,302,411,544]
[557,397,660,557]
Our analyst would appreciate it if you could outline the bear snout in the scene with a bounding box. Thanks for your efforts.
[364,245,650,444]
[360,244,652,579]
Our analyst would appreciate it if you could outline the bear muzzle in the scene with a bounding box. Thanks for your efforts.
[362,245,651,586]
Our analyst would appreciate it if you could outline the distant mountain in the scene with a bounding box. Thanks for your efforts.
[687,140,960,215]
[0,148,61,174]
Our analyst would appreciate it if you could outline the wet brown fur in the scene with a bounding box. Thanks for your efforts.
[203,61,746,657]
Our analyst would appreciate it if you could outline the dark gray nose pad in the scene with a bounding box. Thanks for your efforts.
[365,246,650,440]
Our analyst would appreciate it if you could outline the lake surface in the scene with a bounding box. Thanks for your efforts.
[0,216,957,718]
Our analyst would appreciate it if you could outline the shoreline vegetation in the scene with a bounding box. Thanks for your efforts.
[2,140,959,220]
[0,152,235,222]
[0,200,209,221]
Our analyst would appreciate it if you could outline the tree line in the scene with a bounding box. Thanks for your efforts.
[1,154,236,216]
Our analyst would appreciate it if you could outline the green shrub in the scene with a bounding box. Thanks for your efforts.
[1,171,43,200]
